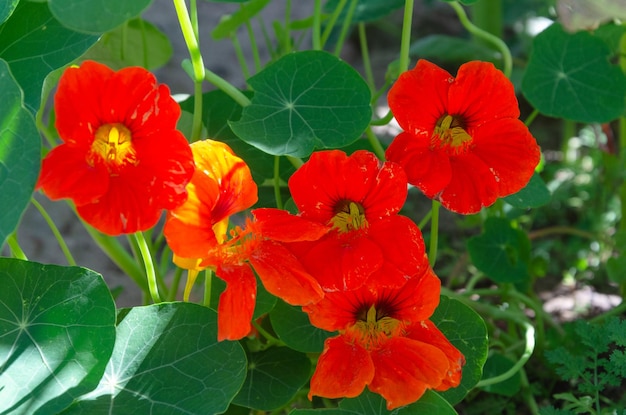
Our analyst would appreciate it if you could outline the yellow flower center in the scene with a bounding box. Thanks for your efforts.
[330,201,368,232]
[90,124,138,170]
[432,114,472,154]
[348,304,402,350]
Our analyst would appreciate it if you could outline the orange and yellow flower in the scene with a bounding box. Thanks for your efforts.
[303,262,464,409]
[386,59,541,214]
[37,60,195,235]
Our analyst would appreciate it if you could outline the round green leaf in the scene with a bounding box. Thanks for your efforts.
[503,173,551,209]
[0,60,40,246]
[65,302,247,415]
[0,1,99,113]
[522,23,626,123]
[230,50,372,157]
[269,299,335,353]
[467,217,531,284]
[49,0,153,34]
[0,259,116,415]
[80,18,172,70]
[431,295,489,405]
[232,347,311,411]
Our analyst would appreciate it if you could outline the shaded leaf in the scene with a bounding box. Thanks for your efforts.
[409,34,500,65]
[0,259,116,415]
[503,173,551,209]
[323,0,404,23]
[49,0,153,34]
[269,299,335,353]
[0,60,40,246]
[522,23,626,123]
[64,302,247,415]
[230,50,371,157]
[212,0,271,40]
[479,353,521,397]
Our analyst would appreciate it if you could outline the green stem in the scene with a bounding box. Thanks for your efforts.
[6,233,27,260]
[273,156,284,209]
[252,319,286,347]
[321,0,347,49]
[231,33,251,79]
[365,127,386,160]
[333,0,357,57]
[524,108,540,127]
[202,65,252,108]
[282,0,292,54]
[417,209,432,230]
[286,155,304,169]
[133,232,161,303]
[470,0,502,42]
[31,197,76,266]
[312,0,322,50]
[428,200,440,268]
[245,20,262,71]
[203,269,213,307]
[399,0,414,74]
[370,110,393,126]
[358,23,375,92]
[168,267,183,301]
[448,1,512,78]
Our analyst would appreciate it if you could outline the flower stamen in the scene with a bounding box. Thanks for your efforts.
[432,114,472,154]
[330,200,368,232]
[91,123,138,169]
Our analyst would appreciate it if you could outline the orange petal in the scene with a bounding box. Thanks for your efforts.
[252,208,329,242]
[215,264,257,341]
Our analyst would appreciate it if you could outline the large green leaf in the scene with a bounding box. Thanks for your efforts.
[466,217,531,284]
[64,302,247,415]
[0,1,99,113]
[230,50,372,157]
[432,295,489,405]
[0,0,18,25]
[80,18,172,70]
[269,299,335,353]
[49,0,153,34]
[233,347,311,410]
[503,173,551,209]
[0,259,116,415]
[323,0,404,23]
[0,60,40,247]
[522,23,626,123]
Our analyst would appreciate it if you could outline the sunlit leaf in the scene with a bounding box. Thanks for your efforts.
[269,299,335,353]
[522,23,626,123]
[0,0,18,24]
[233,347,311,410]
[503,173,551,209]
[0,259,116,415]
[432,295,489,405]
[64,302,247,415]
[0,1,98,113]
[0,60,39,247]
[49,0,153,34]
[80,18,172,70]
[467,217,532,284]
[230,50,371,157]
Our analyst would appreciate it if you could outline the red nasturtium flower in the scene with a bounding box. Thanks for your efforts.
[37,60,195,235]
[164,140,326,341]
[386,59,541,214]
[286,150,427,292]
[303,260,465,409]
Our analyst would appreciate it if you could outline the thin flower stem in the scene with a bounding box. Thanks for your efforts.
[168,267,183,301]
[231,34,251,79]
[358,23,375,92]
[30,197,76,266]
[245,20,262,72]
[428,200,440,268]
[283,0,292,54]
[133,232,161,303]
[476,320,535,388]
[524,108,540,127]
[286,155,303,169]
[370,109,393,126]
[333,0,358,57]
[399,0,414,74]
[448,1,512,78]
[321,0,347,49]
[252,319,286,347]
[273,156,284,209]
[203,65,252,108]
[365,126,386,160]
[190,0,199,39]
[417,209,432,230]
[312,0,322,50]
[6,233,27,260]
[173,0,205,142]
[203,269,213,307]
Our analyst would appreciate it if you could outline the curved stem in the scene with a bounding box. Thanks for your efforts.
[31,197,76,266]
[399,0,415,74]
[448,1,512,78]
[321,0,347,49]
[524,108,540,127]
[133,232,161,303]
[273,156,284,209]
[202,65,252,108]
[370,110,394,126]
[6,233,27,260]
[428,200,440,268]
[365,127,386,160]
[286,155,304,169]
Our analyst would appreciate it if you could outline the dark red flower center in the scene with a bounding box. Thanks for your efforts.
[90,123,138,171]
[330,200,368,232]
[347,303,402,349]
[432,114,472,154]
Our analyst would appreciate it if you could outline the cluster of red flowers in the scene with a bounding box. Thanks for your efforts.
[38,58,541,409]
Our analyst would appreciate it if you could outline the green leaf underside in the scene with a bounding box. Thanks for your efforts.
[230,50,372,158]
[0,1,99,113]
[0,60,40,246]
[522,23,626,123]
[49,0,153,34]
[432,295,489,405]
[0,0,18,25]
[269,299,335,353]
[0,259,116,415]
[65,302,247,415]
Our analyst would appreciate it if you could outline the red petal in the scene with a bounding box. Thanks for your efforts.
[369,336,451,409]
[249,240,323,305]
[309,335,375,400]
[37,144,109,206]
[448,61,520,127]
[215,264,257,341]
[303,287,376,332]
[388,59,451,135]
[385,131,452,198]
[472,118,541,197]
[251,208,329,242]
